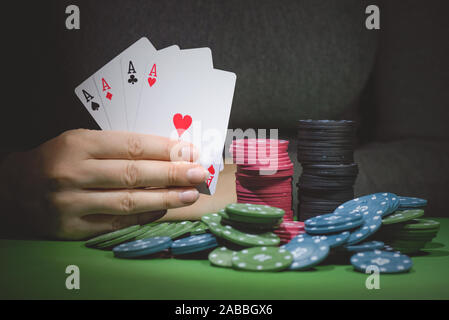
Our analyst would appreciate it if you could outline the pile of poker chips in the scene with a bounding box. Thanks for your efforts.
[85,220,210,250]
[230,139,294,221]
[84,195,435,273]
[296,120,358,221]
[375,197,439,254]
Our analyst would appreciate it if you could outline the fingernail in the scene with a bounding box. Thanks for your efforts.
[186,167,208,184]
[178,190,199,203]
[181,145,199,161]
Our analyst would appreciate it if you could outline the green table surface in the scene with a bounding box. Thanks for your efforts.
[1,218,449,300]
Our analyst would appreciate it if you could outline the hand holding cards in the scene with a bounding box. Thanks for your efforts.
[75,37,237,195]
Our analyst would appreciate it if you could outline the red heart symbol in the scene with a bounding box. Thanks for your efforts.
[208,165,215,175]
[173,113,192,137]
[148,77,156,87]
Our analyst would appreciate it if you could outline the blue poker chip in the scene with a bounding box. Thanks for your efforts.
[334,193,399,217]
[113,236,172,258]
[305,211,363,228]
[311,232,351,248]
[285,232,350,249]
[283,236,330,270]
[350,250,413,273]
[171,234,217,255]
[345,214,382,245]
[345,241,384,252]
[172,241,218,255]
[305,217,363,235]
[398,196,427,209]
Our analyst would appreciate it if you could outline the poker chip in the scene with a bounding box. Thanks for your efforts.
[382,209,425,225]
[398,196,427,209]
[219,224,280,247]
[225,203,285,219]
[345,241,385,252]
[95,226,152,249]
[85,225,140,248]
[305,211,363,228]
[350,250,413,274]
[283,236,330,270]
[135,222,172,240]
[190,221,209,235]
[402,218,439,230]
[345,214,382,245]
[113,237,172,258]
[305,217,364,235]
[171,234,218,255]
[231,246,293,272]
[208,247,236,268]
[303,231,350,248]
[164,221,195,239]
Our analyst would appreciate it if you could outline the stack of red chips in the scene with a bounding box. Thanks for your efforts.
[230,139,304,243]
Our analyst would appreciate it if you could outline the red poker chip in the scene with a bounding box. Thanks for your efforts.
[236,165,293,175]
[236,187,292,194]
[232,157,292,165]
[236,188,293,195]
[231,138,289,146]
[237,164,294,172]
[236,167,294,175]
[236,179,292,189]
[236,180,292,187]
[236,201,292,208]
[233,161,292,168]
[236,194,292,200]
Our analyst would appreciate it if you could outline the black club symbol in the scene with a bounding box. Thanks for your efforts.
[128,75,138,85]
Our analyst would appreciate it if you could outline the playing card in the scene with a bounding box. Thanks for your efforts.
[120,38,157,130]
[135,49,236,194]
[74,76,111,130]
[179,47,213,70]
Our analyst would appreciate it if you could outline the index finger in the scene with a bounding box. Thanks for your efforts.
[83,130,198,161]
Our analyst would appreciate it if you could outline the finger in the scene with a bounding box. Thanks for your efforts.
[82,130,198,162]
[79,159,209,189]
[68,187,200,216]
[78,210,167,239]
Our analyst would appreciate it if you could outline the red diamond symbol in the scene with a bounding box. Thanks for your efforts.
[106,92,113,100]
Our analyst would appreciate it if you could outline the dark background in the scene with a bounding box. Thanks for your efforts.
[1,0,448,215]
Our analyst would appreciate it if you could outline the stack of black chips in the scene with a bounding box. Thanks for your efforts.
[296,120,358,221]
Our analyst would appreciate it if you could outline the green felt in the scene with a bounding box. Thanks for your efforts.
[1,218,449,300]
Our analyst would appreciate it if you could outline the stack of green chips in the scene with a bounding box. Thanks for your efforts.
[201,203,284,249]
[377,209,440,254]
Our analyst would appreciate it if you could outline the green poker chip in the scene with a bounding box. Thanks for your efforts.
[231,246,293,272]
[402,219,440,230]
[135,222,173,240]
[201,213,222,225]
[219,209,279,230]
[202,213,225,237]
[85,225,140,248]
[225,203,285,219]
[190,221,209,235]
[220,224,280,247]
[382,209,424,225]
[208,247,236,268]
[95,226,151,249]
[166,221,194,239]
